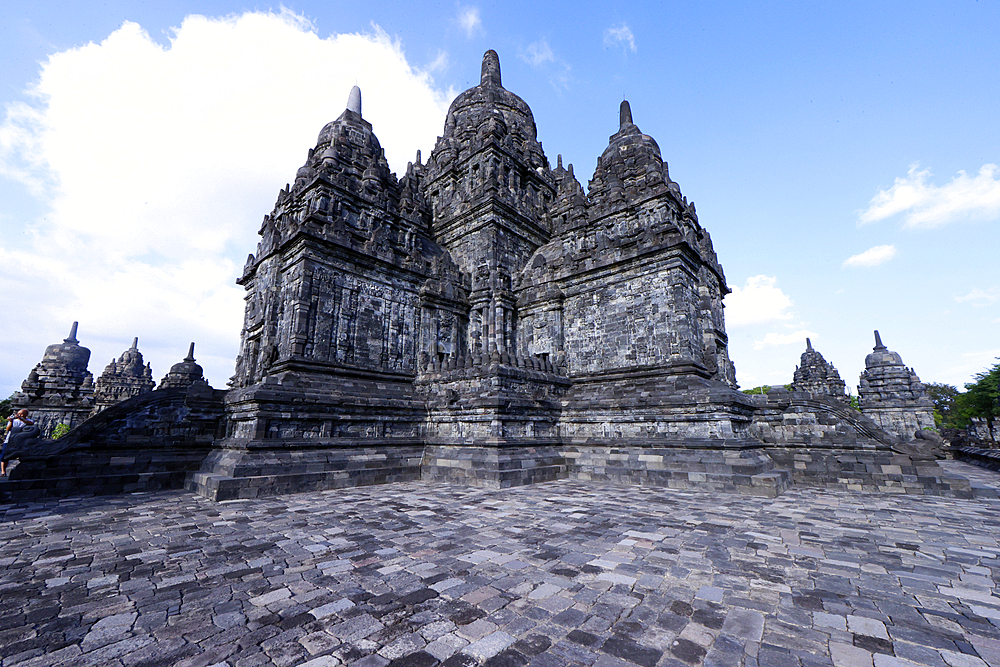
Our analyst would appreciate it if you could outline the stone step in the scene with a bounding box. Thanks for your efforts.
[421,444,790,497]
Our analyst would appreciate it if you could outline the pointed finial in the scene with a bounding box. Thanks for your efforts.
[806,338,812,350]
[481,50,501,87]
[874,330,884,349]
[620,100,633,129]
[131,337,138,350]
[65,321,79,343]
[415,149,422,165]
[346,85,362,116]
[185,342,196,362]
[557,154,563,169]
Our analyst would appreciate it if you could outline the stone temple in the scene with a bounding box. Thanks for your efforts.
[188,50,764,500]
[182,51,967,501]
[6,51,985,502]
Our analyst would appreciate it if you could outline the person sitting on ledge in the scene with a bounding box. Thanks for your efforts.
[2,408,33,477]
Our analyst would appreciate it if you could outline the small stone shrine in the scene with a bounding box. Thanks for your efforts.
[12,322,95,437]
[790,338,847,400]
[159,343,211,390]
[91,337,155,415]
[858,330,936,440]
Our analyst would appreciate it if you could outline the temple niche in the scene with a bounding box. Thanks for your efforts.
[91,337,155,415]
[12,322,95,437]
[858,331,936,440]
[790,338,847,400]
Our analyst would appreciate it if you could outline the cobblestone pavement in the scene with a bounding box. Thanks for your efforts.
[1,461,999,667]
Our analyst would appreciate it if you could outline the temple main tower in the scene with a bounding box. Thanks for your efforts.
[421,50,554,362]
[416,52,568,485]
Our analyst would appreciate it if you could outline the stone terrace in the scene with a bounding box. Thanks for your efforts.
[1,461,999,667]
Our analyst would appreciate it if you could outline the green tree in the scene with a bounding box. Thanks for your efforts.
[955,361,1000,443]
[51,423,71,439]
[0,394,12,420]
[741,385,771,395]
[926,382,960,428]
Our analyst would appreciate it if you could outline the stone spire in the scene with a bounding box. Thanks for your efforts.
[620,100,633,129]
[347,85,361,116]
[481,49,501,87]
[858,331,935,440]
[587,98,696,238]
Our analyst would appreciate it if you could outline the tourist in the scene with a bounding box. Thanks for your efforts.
[1,408,32,476]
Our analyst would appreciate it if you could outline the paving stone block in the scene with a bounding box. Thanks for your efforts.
[301,657,343,667]
[464,631,518,661]
[721,608,765,642]
[426,633,469,661]
[939,650,989,667]
[848,616,891,640]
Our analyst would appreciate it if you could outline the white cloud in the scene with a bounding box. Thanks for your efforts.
[522,39,555,67]
[753,330,819,351]
[604,24,636,53]
[458,6,482,38]
[0,101,50,195]
[944,348,1000,387]
[517,39,571,92]
[842,244,897,268]
[427,50,450,73]
[724,275,793,327]
[955,286,1000,304]
[859,163,1000,228]
[0,11,451,391]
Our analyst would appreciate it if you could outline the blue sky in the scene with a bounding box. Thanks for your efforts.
[1,1,998,398]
